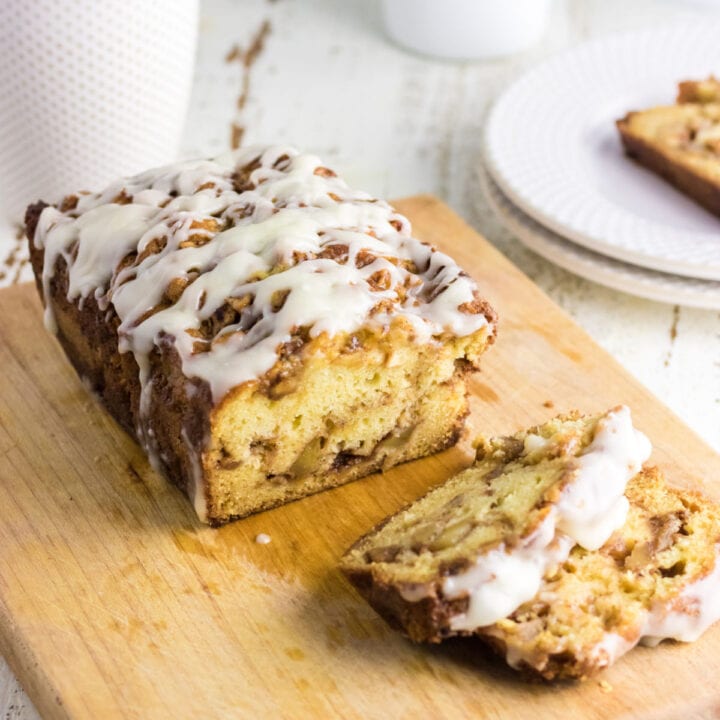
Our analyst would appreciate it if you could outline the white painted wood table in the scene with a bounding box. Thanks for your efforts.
[2,0,719,716]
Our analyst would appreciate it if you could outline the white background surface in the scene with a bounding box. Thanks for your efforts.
[2,0,720,716]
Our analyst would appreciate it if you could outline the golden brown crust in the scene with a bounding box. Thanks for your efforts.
[342,567,466,643]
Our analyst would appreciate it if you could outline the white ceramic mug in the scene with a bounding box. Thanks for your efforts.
[381,0,553,61]
[0,0,198,226]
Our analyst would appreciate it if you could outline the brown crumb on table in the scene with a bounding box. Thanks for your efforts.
[598,680,613,693]
[244,20,271,70]
[664,305,680,368]
[230,123,245,150]
[669,304,680,342]
[0,224,30,284]
[225,43,241,64]
[543,400,554,409]
[225,20,272,149]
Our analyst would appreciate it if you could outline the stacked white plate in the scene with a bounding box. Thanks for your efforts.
[482,23,720,310]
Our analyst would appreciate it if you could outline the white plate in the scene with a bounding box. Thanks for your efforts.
[479,167,720,310]
[484,23,720,281]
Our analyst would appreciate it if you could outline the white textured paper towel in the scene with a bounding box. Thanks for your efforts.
[0,0,198,224]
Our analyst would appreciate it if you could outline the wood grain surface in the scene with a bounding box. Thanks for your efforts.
[0,196,718,720]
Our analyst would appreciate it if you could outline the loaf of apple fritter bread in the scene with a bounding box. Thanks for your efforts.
[26,146,497,525]
[617,81,720,217]
[340,407,651,642]
[481,467,720,680]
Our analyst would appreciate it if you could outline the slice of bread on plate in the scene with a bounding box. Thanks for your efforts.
[617,86,720,217]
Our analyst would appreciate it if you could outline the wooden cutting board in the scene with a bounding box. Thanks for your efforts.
[1,195,718,720]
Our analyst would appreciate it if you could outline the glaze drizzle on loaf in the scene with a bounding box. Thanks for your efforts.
[31,147,495,521]
[34,146,489,402]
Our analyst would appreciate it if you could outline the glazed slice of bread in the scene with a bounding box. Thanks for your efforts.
[26,146,496,525]
[481,467,720,680]
[340,407,651,642]
[616,102,720,217]
[677,76,720,104]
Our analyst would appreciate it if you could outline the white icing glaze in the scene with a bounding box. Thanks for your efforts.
[33,145,490,522]
[586,632,635,668]
[522,432,548,455]
[181,427,208,523]
[36,147,489,399]
[255,533,272,545]
[441,518,574,628]
[555,406,652,550]
[442,406,650,631]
